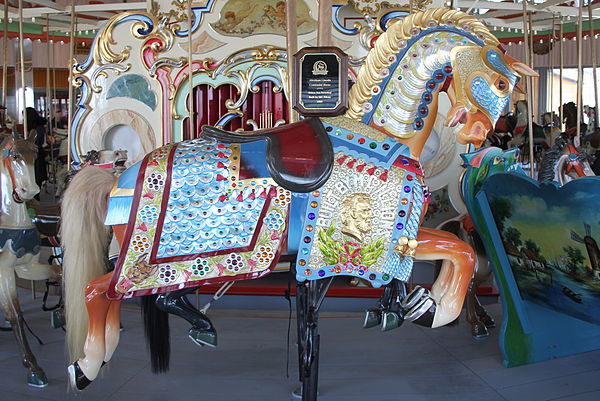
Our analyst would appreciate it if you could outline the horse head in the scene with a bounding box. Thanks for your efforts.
[1,133,39,206]
[346,8,535,157]
[540,135,596,185]
[460,146,521,203]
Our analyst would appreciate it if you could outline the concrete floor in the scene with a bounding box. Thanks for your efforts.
[1,288,600,401]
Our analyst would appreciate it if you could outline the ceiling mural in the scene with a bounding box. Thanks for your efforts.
[211,0,317,37]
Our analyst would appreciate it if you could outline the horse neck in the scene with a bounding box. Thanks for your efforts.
[0,161,33,228]
[396,90,440,159]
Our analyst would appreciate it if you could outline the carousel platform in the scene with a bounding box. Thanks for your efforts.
[0,286,599,401]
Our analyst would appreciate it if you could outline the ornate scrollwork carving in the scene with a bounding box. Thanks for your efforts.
[90,63,132,93]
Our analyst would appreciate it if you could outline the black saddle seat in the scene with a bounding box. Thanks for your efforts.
[201,118,333,193]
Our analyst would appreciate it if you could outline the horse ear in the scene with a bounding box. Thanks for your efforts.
[505,54,538,77]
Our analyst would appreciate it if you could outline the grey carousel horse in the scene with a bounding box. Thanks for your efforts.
[0,134,58,387]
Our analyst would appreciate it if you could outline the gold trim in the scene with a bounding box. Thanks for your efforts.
[110,186,135,197]
[321,116,388,141]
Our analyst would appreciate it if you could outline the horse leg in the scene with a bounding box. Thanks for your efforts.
[403,228,475,328]
[465,278,488,339]
[155,287,216,347]
[0,264,48,387]
[68,272,114,391]
[472,268,495,328]
[103,299,122,362]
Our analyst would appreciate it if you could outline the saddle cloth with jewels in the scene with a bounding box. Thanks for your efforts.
[295,117,426,288]
[107,139,290,300]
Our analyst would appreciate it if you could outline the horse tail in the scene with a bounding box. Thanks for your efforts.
[141,295,170,373]
[61,166,116,362]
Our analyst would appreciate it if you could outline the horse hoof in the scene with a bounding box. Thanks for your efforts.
[472,323,490,339]
[0,319,11,331]
[381,311,403,332]
[363,309,381,329]
[68,361,92,391]
[188,328,217,348]
[27,370,48,388]
[480,314,496,328]
[401,286,436,327]
[51,309,66,329]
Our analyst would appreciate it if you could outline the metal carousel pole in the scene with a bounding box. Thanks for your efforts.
[187,0,193,139]
[589,0,598,131]
[285,0,298,123]
[559,20,564,130]
[2,0,8,125]
[18,0,28,137]
[576,0,584,145]
[522,0,535,177]
[66,0,75,168]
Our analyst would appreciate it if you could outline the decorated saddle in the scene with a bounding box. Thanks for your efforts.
[106,117,428,299]
[294,117,427,288]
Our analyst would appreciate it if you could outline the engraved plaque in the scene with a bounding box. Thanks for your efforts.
[292,47,348,117]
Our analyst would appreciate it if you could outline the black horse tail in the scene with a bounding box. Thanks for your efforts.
[141,295,170,373]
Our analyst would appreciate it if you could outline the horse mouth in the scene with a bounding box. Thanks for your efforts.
[12,190,25,203]
[114,158,127,169]
[445,105,468,128]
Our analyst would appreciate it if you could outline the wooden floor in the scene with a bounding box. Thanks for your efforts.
[1,287,599,401]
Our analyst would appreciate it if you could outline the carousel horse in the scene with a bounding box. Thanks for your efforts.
[437,147,520,339]
[0,134,59,387]
[503,100,548,166]
[561,101,587,137]
[538,134,595,184]
[61,9,535,397]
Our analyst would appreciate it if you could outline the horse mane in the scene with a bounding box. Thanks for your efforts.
[346,8,499,123]
[538,136,565,182]
[537,134,592,182]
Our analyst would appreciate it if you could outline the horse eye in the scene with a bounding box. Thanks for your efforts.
[496,79,507,90]
[11,153,20,160]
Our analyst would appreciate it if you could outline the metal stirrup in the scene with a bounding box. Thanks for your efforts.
[200,281,235,313]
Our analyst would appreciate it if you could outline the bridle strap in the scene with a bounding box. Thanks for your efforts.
[565,144,586,177]
[2,152,17,191]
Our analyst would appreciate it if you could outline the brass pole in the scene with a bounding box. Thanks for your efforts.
[559,22,564,130]
[187,0,193,139]
[548,15,554,125]
[522,1,535,177]
[67,0,75,168]
[589,1,598,130]
[576,0,584,145]
[2,0,8,113]
[317,0,332,46]
[18,0,27,137]
[46,15,56,195]
[285,0,298,123]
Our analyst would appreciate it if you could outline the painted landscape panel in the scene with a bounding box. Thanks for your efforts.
[481,174,600,325]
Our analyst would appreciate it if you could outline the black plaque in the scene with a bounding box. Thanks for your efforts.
[292,47,348,117]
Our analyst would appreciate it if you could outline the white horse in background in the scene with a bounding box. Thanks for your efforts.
[0,133,58,387]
